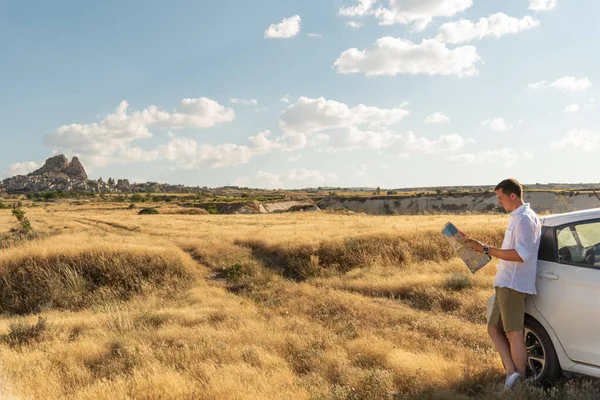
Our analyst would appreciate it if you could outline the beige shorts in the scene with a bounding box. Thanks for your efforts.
[488,287,527,332]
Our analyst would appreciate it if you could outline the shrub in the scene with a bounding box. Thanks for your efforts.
[138,208,159,215]
[221,262,256,283]
[0,201,9,209]
[0,243,194,314]
[128,203,136,209]
[445,273,473,291]
[130,194,144,203]
[11,208,32,233]
[206,205,218,214]
[387,190,397,195]
[235,228,505,282]
[1,317,48,348]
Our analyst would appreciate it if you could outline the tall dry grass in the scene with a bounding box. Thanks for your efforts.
[0,235,196,314]
[0,204,597,399]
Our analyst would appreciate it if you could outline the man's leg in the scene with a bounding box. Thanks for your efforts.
[488,325,516,375]
[506,330,527,376]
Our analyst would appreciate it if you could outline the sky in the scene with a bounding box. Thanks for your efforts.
[1,0,599,189]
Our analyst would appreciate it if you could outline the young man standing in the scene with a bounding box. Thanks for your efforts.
[466,179,542,391]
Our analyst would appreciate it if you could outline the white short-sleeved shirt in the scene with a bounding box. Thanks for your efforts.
[494,203,542,295]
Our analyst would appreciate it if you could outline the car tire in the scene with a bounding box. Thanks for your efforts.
[524,316,562,386]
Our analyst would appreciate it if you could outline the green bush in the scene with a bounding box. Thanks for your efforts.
[11,208,32,233]
[130,194,144,203]
[221,262,256,283]
[138,208,159,215]
[206,205,218,214]
[445,273,473,291]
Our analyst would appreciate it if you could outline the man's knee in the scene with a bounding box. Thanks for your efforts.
[488,325,503,338]
[505,330,524,343]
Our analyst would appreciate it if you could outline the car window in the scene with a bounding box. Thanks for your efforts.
[557,228,577,247]
[557,221,600,268]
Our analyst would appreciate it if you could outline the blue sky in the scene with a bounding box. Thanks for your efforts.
[1,0,598,189]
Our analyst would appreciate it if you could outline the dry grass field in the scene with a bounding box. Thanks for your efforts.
[0,202,598,399]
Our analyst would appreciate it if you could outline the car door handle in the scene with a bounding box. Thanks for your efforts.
[537,272,559,280]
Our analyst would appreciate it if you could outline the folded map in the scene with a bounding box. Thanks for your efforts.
[442,222,491,274]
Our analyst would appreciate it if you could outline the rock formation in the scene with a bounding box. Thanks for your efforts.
[0,154,206,195]
[1,155,90,194]
[28,155,88,180]
[65,157,88,180]
[29,155,69,176]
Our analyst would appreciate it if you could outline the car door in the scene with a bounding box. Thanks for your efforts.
[533,219,600,366]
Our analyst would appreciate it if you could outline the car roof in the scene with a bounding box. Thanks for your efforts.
[542,208,600,227]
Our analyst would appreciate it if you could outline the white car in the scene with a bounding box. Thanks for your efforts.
[487,207,600,385]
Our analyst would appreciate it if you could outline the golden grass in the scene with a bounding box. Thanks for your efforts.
[0,204,597,399]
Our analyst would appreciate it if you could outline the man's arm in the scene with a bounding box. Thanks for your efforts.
[464,217,539,263]
[465,240,524,262]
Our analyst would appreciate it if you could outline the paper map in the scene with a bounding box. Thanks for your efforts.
[442,222,491,274]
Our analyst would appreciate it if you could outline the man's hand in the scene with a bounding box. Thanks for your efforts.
[463,238,485,253]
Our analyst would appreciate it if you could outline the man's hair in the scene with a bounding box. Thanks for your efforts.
[494,178,523,198]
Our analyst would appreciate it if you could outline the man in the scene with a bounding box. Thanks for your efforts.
[465,178,541,391]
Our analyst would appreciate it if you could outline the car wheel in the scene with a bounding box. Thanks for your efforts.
[524,317,562,386]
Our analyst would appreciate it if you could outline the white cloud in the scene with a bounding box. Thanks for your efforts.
[256,169,337,189]
[529,0,557,11]
[564,103,579,113]
[550,130,600,152]
[264,15,302,39]
[375,0,473,31]
[159,134,252,169]
[2,161,39,177]
[334,38,480,77]
[396,132,466,156]
[481,117,512,132]
[346,21,365,29]
[307,33,322,38]
[338,0,376,17]
[446,149,527,167]
[313,130,467,155]
[259,97,464,156]
[117,147,160,163]
[44,99,235,167]
[248,130,286,154]
[551,76,592,92]
[247,129,310,155]
[315,127,399,152]
[424,112,450,124]
[287,154,302,162]
[528,81,547,89]
[280,96,410,134]
[338,1,474,30]
[436,13,539,44]
[280,95,290,103]
[529,76,592,92]
[230,98,258,106]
